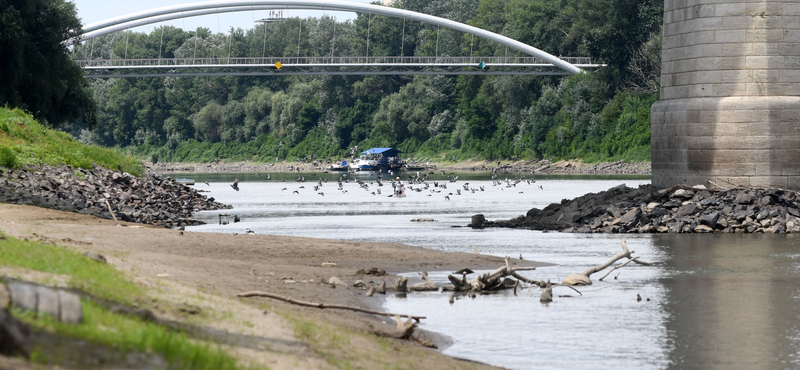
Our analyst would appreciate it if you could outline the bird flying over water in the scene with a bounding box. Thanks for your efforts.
[230,178,239,191]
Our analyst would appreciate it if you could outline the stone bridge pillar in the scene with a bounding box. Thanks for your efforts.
[652,1,800,189]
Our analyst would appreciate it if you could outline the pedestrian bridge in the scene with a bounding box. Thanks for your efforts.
[74,0,602,77]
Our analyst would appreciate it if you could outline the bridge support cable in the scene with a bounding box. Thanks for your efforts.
[77,0,583,75]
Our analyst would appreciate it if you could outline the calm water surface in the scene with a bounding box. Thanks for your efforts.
[184,173,800,370]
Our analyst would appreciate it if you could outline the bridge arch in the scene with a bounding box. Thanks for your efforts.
[79,0,582,75]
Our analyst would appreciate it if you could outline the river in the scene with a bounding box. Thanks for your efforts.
[183,173,800,370]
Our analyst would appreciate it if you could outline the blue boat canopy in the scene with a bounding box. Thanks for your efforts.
[361,148,403,156]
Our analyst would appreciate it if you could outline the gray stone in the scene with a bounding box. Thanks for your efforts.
[36,286,60,319]
[9,282,37,312]
[699,212,720,228]
[58,291,83,324]
[83,251,107,263]
[470,214,485,228]
[619,208,642,227]
[735,193,754,205]
[676,203,699,217]
[694,225,713,233]
[671,189,694,199]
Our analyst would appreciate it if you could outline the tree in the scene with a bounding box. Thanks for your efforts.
[0,0,95,127]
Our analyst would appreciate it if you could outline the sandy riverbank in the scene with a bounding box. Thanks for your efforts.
[0,203,546,369]
[147,159,651,176]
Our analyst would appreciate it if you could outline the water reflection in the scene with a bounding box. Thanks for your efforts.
[655,234,800,370]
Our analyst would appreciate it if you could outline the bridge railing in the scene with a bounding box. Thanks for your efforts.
[75,56,596,68]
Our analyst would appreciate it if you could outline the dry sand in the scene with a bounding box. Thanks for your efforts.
[0,203,548,369]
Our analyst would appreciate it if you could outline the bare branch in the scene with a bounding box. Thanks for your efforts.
[238,291,426,321]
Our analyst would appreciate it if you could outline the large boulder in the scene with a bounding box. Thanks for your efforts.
[470,214,486,228]
[619,208,642,228]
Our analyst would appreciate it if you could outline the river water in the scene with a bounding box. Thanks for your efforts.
[183,173,800,370]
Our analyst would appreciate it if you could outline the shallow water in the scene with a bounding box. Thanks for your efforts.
[185,174,800,370]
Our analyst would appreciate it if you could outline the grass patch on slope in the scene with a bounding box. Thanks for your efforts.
[0,107,143,176]
[0,233,141,304]
[0,233,245,369]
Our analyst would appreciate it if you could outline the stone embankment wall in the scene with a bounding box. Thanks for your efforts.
[652,1,800,189]
[483,184,800,234]
[0,165,230,227]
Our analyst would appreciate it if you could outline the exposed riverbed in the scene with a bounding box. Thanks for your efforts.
[182,173,800,370]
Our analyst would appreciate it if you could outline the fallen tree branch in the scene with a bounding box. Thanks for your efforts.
[444,257,539,292]
[237,291,426,321]
[562,240,653,285]
[104,198,121,226]
[598,257,639,281]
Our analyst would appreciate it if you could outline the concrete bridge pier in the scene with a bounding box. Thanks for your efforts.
[652,1,800,189]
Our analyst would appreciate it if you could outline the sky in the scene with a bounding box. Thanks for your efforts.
[71,0,375,35]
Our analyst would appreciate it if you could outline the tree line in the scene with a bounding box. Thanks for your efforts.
[66,0,662,163]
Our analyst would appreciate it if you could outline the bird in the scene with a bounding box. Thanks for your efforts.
[637,294,642,302]
[204,181,210,186]
[282,188,288,191]
[230,178,239,191]
[445,196,450,201]
[267,174,271,180]
[293,190,299,194]
[318,192,325,196]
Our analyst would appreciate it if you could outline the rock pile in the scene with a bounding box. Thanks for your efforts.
[481,184,800,234]
[0,165,231,227]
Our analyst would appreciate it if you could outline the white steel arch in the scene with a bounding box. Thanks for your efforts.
[79,0,582,75]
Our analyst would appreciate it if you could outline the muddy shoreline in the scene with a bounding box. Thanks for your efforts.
[0,203,539,369]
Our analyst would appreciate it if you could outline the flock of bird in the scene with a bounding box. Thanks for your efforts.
[219,170,544,201]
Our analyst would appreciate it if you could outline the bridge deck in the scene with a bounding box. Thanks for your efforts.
[76,56,603,77]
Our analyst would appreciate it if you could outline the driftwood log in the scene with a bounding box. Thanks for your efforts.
[562,239,653,285]
[408,271,439,292]
[444,257,539,292]
[237,291,426,321]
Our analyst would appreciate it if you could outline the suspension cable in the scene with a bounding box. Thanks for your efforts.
[297,17,302,59]
[124,30,129,59]
[400,18,405,58]
[435,25,439,61]
[331,17,336,59]
[366,14,371,58]
[159,26,165,64]
[470,34,473,62]
[262,16,267,58]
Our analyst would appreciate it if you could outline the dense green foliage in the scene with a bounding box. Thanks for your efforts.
[0,107,143,175]
[75,0,662,163]
[0,0,95,127]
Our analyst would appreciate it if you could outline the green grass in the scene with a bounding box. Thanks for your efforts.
[0,107,143,176]
[16,301,242,370]
[0,233,141,304]
[0,232,248,369]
